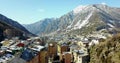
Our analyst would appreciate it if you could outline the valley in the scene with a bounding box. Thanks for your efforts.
[0,4,120,63]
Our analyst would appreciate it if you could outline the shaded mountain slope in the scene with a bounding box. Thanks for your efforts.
[0,14,33,41]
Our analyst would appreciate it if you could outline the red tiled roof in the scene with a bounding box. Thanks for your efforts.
[17,43,24,47]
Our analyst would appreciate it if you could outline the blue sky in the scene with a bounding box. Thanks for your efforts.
[0,0,120,24]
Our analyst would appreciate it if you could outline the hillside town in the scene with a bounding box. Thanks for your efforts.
[0,32,112,63]
[0,0,120,63]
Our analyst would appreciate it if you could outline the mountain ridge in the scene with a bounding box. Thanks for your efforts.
[0,14,33,41]
[23,4,120,36]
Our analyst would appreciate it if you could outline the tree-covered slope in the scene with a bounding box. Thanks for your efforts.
[90,34,120,63]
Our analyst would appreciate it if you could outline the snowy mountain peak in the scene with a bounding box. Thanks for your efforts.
[73,5,87,14]
[92,4,108,9]
[73,4,109,14]
[101,3,107,5]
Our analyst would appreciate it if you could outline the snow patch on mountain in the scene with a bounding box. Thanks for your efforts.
[67,20,74,29]
[109,20,114,23]
[73,5,87,14]
[107,23,114,28]
[73,11,93,29]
